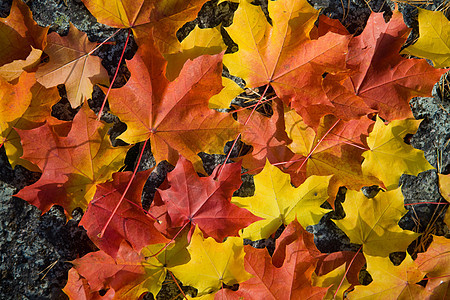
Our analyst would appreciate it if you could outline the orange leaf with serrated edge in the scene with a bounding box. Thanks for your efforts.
[227,221,328,299]
[35,23,109,108]
[237,99,303,177]
[14,104,130,217]
[80,170,169,258]
[416,235,450,296]
[1,72,60,172]
[224,0,351,127]
[105,40,239,172]
[149,156,260,242]
[0,73,34,147]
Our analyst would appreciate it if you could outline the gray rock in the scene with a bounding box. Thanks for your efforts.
[309,0,392,34]
[0,165,95,299]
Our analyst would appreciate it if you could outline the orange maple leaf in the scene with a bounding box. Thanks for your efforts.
[35,23,109,108]
[105,40,239,172]
[0,0,48,67]
[14,104,130,216]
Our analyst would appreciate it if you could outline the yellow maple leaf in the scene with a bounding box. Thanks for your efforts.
[169,226,251,296]
[209,76,243,109]
[231,160,331,240]
[439,173,450,202]
[165,25,227,81]
[311,264,350,300]
[361,116,434,190]
[334,188,420,257]
[401,8,450,68]
[348,255,429,299]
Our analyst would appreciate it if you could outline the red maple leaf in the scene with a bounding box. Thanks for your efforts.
[322,9,447,121]
[149,156,261,242]
[224,220,329,299]
[80,170,169,258]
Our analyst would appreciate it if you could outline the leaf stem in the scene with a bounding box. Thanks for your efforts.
[295,118,341,173]
[168,270,188,300]
[230,95,277,113]
[88,28,122,56]
[97,28,131,121]
[98,139,148,238]
[149,221,190,258]
[333,245,363,299]
[405,201,448,206]
[214,84,270,180]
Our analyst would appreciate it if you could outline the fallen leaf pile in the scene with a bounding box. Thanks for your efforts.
[1,0,449,299]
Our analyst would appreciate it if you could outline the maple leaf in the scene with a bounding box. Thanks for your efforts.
[170,226,252,296]
[323,9,447,121]
[348,254,429,299]
[284,108,381,195]
[14,104,130,216]
[65,238,190,299]
[35,23,109,108]
[361,116,434,190]
[149,156,260,242]
[439,173,450,202]
[0,72,56,172]
[0,47,42,82]
[80,170,169,257]
[0,71,59,171]
[81,0,208,56]
[416,235,450,296]
[209,76,243,109]
[401,8,450,68]
[105,44,240,172]
[237,99,304,181]
[0,0,48,66]
[165,25,227,81]
[270,220,329,299]
[314,251,366,295]
[334,187,420,257]
[0,72,34,146]
[64,268,115,300]
[223,0,350,126]
[232,160,331,240]
[230,241,327,300]
[311,264,350,300]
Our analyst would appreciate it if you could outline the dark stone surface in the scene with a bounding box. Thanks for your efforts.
[0,149,96,300]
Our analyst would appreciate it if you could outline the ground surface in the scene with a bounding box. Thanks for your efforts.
[0,0,449,299]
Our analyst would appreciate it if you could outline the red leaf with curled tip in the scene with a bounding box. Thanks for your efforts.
[80,170,169,258]
[323,9,447,122]
[149,156,261,242]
